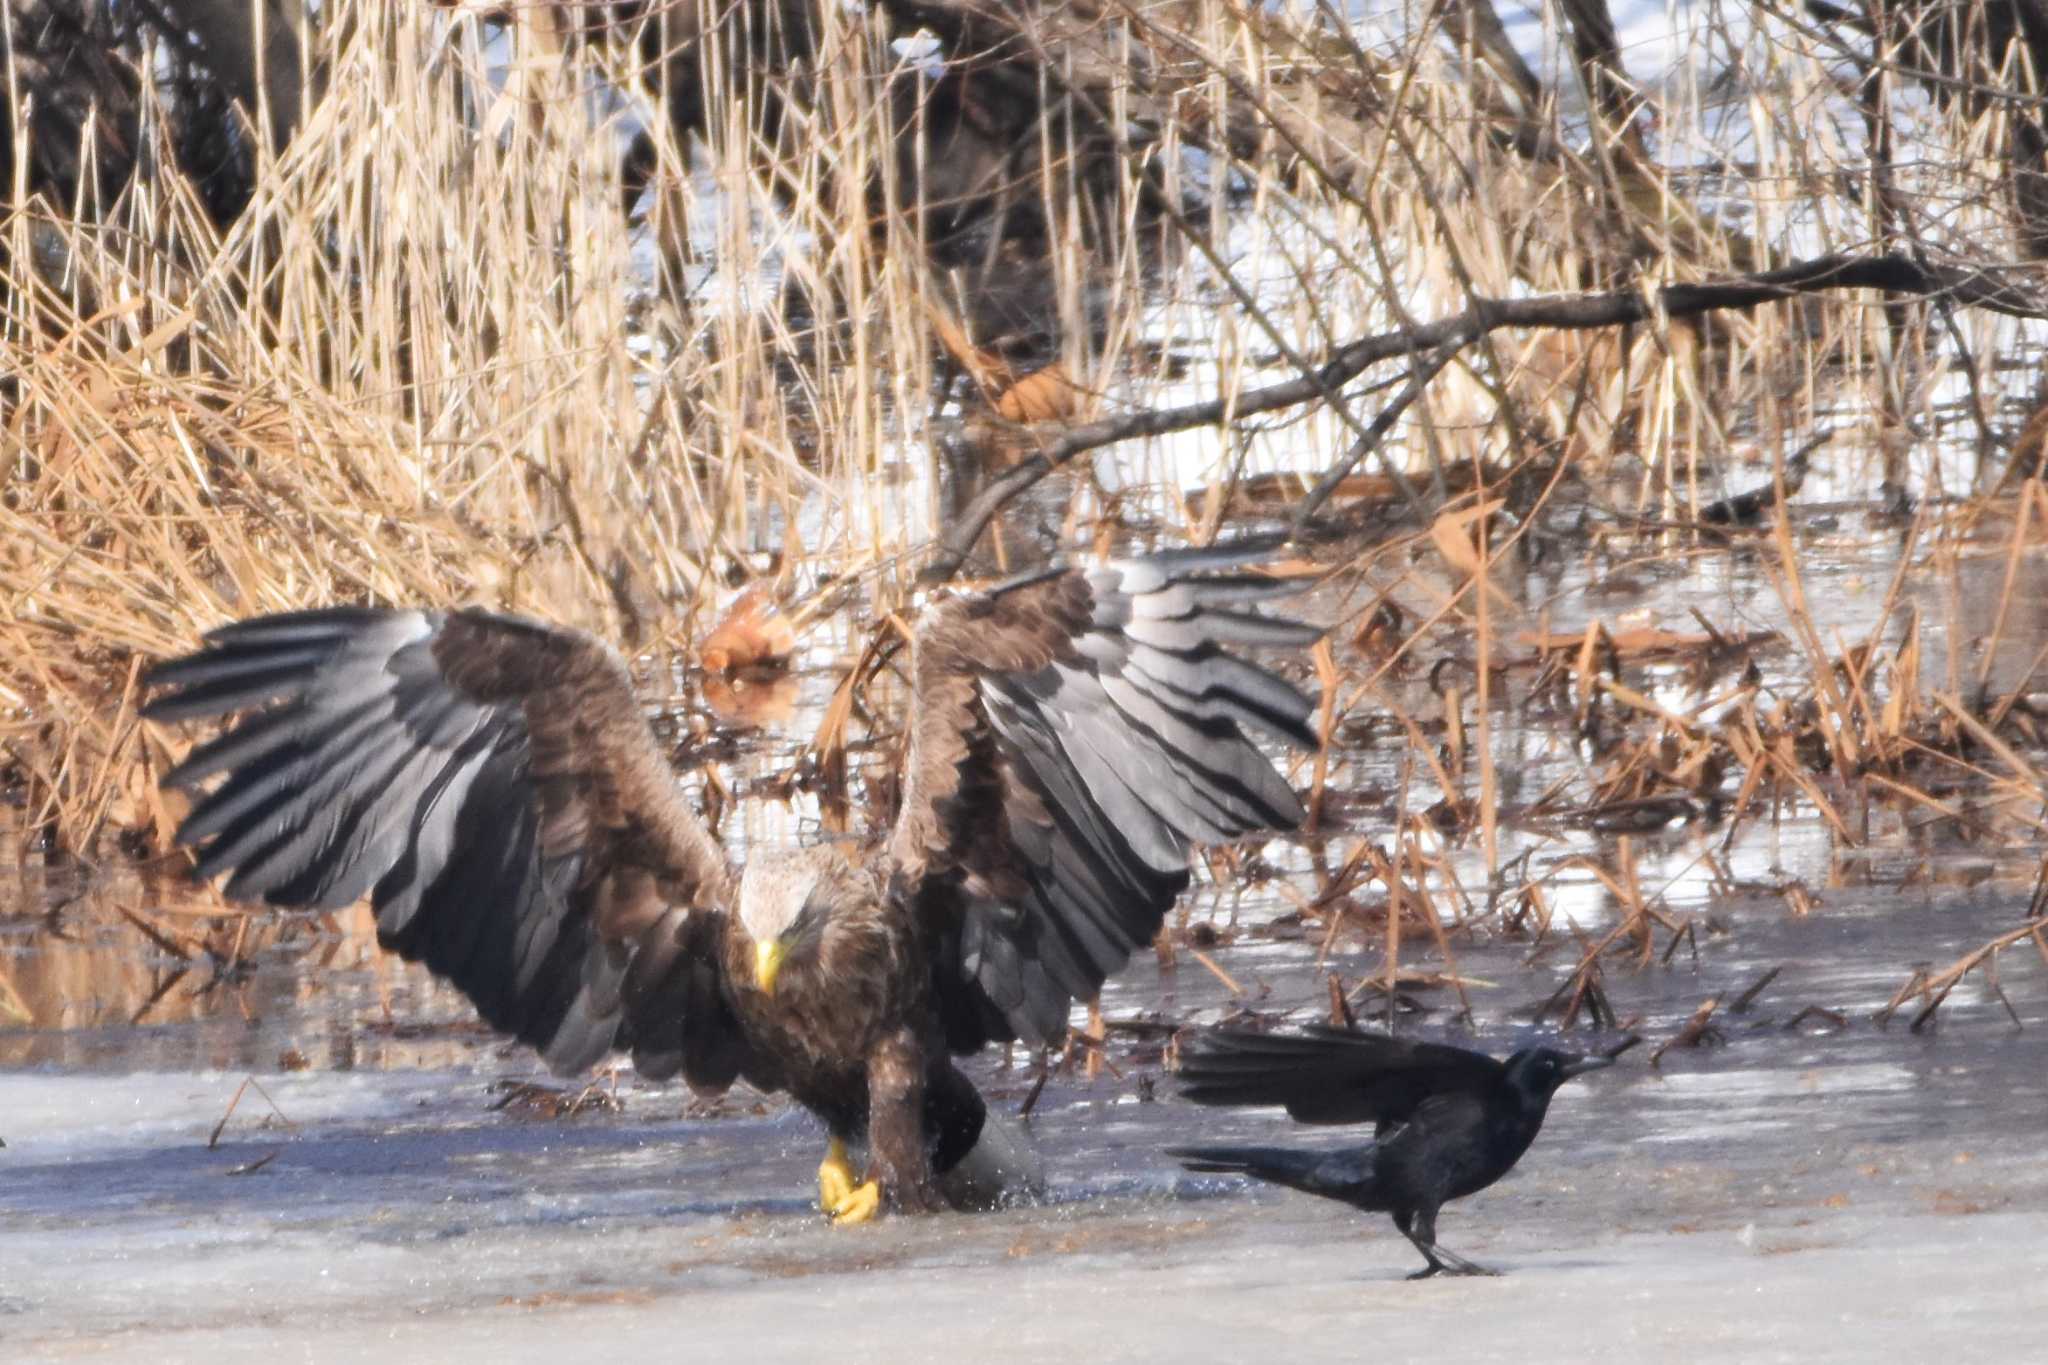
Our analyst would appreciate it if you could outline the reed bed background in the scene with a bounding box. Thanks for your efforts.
[5,0,2047,1024]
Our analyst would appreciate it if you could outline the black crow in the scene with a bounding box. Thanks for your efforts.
[1169,1026,1612,1277]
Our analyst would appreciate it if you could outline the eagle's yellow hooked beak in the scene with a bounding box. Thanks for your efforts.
[754,939,787,996]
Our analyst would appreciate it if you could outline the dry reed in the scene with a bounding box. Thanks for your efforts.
[6,0,2048,1031]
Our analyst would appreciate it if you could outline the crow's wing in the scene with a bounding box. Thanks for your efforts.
[1177,1026,1507,1125]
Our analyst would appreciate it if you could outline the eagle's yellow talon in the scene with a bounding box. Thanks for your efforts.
[818,1138,859,1214]
[828,1179,883,1225]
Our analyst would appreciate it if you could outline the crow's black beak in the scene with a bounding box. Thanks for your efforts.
[1559,1053,1616,1080]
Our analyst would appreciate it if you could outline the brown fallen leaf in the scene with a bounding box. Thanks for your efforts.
[0,973,31,1027]
[498,1289,658,1311]
[488,1079,622,1119]
[1931,1190,1992,1216]
[1190,463,1500,521]
[1428,499,1517,614]
[1428,498,1503,578]
[924,293,1011,393]
[1189,472,1387,520]
[702,671,800,728]
[1353,600,1406,656]
[924,291,1084,424]
[994,362,1081,423]
[700,582,796,673]
[1517,625,1778,656]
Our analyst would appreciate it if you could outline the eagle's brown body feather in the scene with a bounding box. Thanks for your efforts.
[720,848,955,1207]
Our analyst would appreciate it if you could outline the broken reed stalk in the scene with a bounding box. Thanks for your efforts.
[1538,918,1621,1031]
[1472,456,1500,883]
[1650,996,1722,1068]
[1731,965,1783,1014]
[1880,920,2048,1032]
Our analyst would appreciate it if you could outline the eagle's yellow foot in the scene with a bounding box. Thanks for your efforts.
[827,1178,883,1226]
[818,1138,860,1215]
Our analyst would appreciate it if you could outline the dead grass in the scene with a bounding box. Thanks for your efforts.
[7,0,2048,1032]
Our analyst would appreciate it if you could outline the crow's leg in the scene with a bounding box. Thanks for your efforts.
[1396,1207,1499,1279]
[1393,1209,1444,1278]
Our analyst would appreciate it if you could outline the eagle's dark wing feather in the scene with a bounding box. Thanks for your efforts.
[1177,1026,1508,1126]
[888,544,1319,1050]
[145,607,763,1088]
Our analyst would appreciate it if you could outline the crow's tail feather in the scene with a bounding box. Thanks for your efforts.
[1167,1143,1367,1201]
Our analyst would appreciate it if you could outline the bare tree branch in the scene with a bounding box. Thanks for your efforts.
[1291,342,1464,534]
[920,251,2048,581]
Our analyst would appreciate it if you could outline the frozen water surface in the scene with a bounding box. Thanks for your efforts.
[5,872,2046,1362]
[7,514,2048,1360]
[6,515,2045,1361]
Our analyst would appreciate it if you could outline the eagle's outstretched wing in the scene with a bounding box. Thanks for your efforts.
[886,543,1320,1049]
[145,607,764,1087]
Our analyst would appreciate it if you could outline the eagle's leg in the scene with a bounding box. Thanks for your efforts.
[818,1137,860,1215]
[854,1025,942,1221]
[828,1176,883,1225]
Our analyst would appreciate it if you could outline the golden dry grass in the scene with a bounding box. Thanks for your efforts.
[4,0,2045,884]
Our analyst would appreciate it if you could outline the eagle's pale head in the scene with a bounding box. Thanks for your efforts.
[736,848,838,996]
